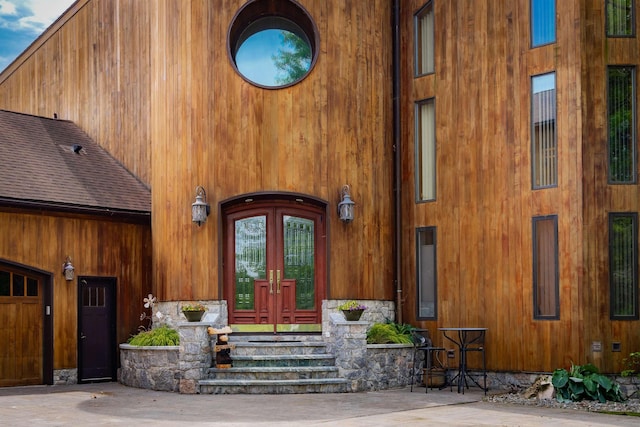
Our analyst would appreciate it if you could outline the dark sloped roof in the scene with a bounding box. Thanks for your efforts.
[0,110,150,216]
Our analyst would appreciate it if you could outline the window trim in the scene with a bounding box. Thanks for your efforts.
[416,226,437,320]
[415,98,436,202]
[609,212,639,320]
[607,65,637,184]
[531,72,558,190]
[530,0,557,48]
[413,1,435,77]
[605,0,636,38]
[532,215,560,320]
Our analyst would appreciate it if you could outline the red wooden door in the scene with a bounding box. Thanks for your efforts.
[224,202,325,333]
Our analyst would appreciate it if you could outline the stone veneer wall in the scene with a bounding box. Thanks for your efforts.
[119,344,180,391]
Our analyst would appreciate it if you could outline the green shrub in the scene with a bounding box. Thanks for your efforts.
[128,325,179,346]
[551,363,625,403]
[366,322,413,344]
[621,351,640,378]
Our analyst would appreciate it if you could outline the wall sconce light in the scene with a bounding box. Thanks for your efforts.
[192,185,211,226]
[62,256,75,281]
[337,184,355,223]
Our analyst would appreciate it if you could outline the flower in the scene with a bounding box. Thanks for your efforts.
[337,300,367,311]
[181,303,206,312]
[143,294,156,308]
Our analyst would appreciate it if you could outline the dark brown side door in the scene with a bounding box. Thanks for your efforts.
[78,277,116,383]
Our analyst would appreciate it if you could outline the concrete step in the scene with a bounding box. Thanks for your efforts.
[231,341,329,356]
[198,378,350,394]
[231,354,336,367]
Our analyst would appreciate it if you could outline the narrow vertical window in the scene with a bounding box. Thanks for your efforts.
[414,1,434,76]
[531,73,557,189]
[417,227,437,319]
[531,0,556,47]
[606,0,635,37]
[416,99,436,201]
[533,216,559,319]
[609,213,638,319]
[608,66,636,183]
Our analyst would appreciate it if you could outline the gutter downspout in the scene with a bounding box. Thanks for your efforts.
[392,0,402,324]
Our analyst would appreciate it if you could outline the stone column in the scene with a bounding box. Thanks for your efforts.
[328,314,368,392]
[178,322,212,394]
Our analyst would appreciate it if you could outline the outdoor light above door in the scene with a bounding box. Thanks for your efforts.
[338,185,355,223]
[62,256,75,281]
[192,185,210,226]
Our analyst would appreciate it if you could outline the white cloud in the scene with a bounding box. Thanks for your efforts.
[18,0,75,33]
[0,0,18,17]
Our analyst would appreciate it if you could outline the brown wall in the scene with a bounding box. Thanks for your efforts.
[400,0,639,374]
[0,210,151,369]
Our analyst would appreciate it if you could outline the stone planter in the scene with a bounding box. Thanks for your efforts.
[183,310,205,322]
[119,344,180,392]
[341,309,364,321]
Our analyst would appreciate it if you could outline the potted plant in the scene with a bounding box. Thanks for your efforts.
[181,303,206,322]
[337,300,367,321]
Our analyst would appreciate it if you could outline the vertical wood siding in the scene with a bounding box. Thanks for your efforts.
[0,211,151,370]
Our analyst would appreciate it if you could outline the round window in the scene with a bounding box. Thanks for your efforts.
[228,0,319,89]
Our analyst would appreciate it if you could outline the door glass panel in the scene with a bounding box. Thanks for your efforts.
[0,270,9,296]
[283,215,315,309]
[13,274,24,296]
[26,277,38,296]
[235,216,267,309]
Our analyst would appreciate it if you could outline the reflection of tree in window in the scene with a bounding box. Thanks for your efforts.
[608,67,635,183]
[272,31,311,85]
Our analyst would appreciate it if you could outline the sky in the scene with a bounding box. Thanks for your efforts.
[0,0,75,72]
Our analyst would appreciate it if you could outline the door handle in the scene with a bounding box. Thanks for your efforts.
[269,270,274,294]
[276,270,281,294]
[80,333,86,340]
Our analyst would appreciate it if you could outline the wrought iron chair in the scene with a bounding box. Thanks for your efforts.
[409,328,448,393]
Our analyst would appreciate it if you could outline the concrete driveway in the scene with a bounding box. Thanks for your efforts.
[0,382,637,426]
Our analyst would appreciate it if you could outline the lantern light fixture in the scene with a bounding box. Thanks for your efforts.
[337,184,355,223]
[192,185,210,226]
[62,256,75,281]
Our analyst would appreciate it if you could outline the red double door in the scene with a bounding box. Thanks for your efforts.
[224,202,325,333]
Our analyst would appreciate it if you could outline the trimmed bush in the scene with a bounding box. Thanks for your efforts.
[128,325,179,346]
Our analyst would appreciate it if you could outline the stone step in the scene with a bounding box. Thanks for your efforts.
[231,354,336,367]
[198,378,350,394]
[230,341,329,356]
[209,366,340,380]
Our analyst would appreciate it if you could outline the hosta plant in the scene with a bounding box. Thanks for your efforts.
[551,363,625,403]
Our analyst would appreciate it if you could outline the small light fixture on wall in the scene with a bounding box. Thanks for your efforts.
[192,185,211,226]
[62,256,75,281]
[337,184,355,223]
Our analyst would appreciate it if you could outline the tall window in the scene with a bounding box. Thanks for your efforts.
[609,213,638,319]
[417,227,437,319]
[531,73,557,189]
[606,0,635,37]
[531,0,556,47]
[416,99,436,201]
[608,66,636,183]
[414,1,434,76]
[533,216,559,319]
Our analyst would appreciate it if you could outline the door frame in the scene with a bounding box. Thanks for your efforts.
[0,259,53,386]
[77,276,117,383]
[220,192,328,333]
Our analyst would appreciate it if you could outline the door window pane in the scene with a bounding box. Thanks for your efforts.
[531,73,557,188]
[27,277,38,296]
[606,0,635,37]
[0,270,9,296]
[417,227,437,319]
[533,216,559,319]
[283,216,315,310]
[13,274,24,296]
[235,216,267,310]
[608,66,636,183]
[414,1,434,76]
[610,213,638,319]
[416,98,436,201]
[531,0,556,47]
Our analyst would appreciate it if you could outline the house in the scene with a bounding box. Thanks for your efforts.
[0,0,638,388]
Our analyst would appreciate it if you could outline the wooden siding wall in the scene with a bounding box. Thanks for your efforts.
[0,1,395,303]
[401,0,639,374]
[0,211,151,370]
[582,0,640,373]
[149,0,394,301]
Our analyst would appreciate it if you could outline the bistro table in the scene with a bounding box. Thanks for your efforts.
[438,327,487,394]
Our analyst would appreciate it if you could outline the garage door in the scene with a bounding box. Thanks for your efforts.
[0,268,43,387]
